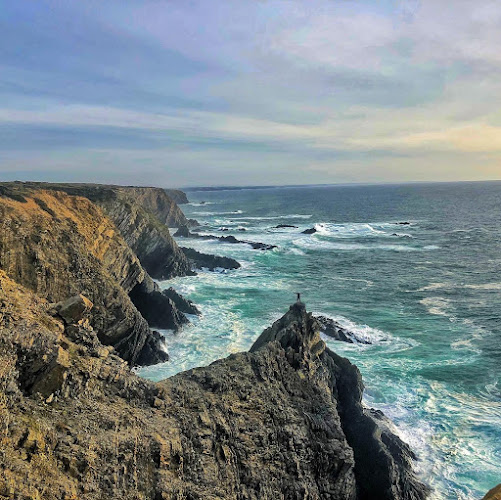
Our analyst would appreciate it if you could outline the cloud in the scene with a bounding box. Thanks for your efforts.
[0,0,500,185]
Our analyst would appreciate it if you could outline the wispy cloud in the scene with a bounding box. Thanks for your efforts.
[0,0,500,186]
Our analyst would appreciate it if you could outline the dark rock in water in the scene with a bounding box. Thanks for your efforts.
[136,330,169,366]
[162,287,200,315]
[187,218,200,227]
[247,241,276,250]
[180,247,241,271]
[302,227,317,234]
[397,222,411,225]
[237,227,246,231]
[315,315,371,344]
[174,225,276,250]
[129,280,189,332]
[218,227,229,231]
[274,224,298,229]
[219,235,240,244]
[174,224,191,237]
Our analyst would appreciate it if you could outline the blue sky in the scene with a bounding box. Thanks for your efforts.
[1,0,500,187]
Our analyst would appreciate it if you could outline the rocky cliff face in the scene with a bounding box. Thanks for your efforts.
[164,189,189,205]
[0,187,175,366]
[2,182,192,280]
[0,268,428,499]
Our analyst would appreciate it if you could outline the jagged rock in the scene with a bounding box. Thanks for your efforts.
[129,281,189,331]
[136,330,169,366]
[180,247,241,271]
[53,294,93,325]
[302,227,317,234]
[174,224,191,237]
[251,302,428,500]
[315,315,371,344]
[162,287,200,315]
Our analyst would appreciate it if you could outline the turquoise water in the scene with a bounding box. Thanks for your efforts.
[138,182,501,499]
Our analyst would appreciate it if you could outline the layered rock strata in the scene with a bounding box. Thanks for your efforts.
[0,187,173,365]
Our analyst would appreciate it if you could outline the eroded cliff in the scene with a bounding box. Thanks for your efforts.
[0,270,428,499]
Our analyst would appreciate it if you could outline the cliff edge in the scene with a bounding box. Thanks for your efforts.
[0,274,428,499]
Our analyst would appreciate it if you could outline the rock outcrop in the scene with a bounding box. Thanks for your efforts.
[162,287,201,315]
[180,247,241,271]
[0,272,428,499]
[0,187,176,366]
[175,225,277,250]
[315,315,371,344]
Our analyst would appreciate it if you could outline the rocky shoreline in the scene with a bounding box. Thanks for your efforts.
[1,181,481,499]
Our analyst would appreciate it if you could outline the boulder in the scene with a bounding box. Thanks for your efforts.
[302,227,317,234]
[54,295,93,325]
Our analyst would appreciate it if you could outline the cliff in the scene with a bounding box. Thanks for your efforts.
[0,187,184,366]
[164,189,189,204]
[0,270,428,499]
[1,182,192,280]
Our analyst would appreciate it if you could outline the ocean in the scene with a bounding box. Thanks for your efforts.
[138,181,501,499]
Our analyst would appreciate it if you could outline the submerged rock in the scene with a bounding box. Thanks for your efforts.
[302,227,317,234]
[274,224,298,229]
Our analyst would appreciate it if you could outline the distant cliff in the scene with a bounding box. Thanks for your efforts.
[164,188,189,204]
[1,182,192,279]
[0,270,428,499]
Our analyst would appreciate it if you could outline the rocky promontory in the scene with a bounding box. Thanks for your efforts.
[0,268,428,499]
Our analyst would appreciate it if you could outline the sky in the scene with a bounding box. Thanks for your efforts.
[1,0,500,187]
